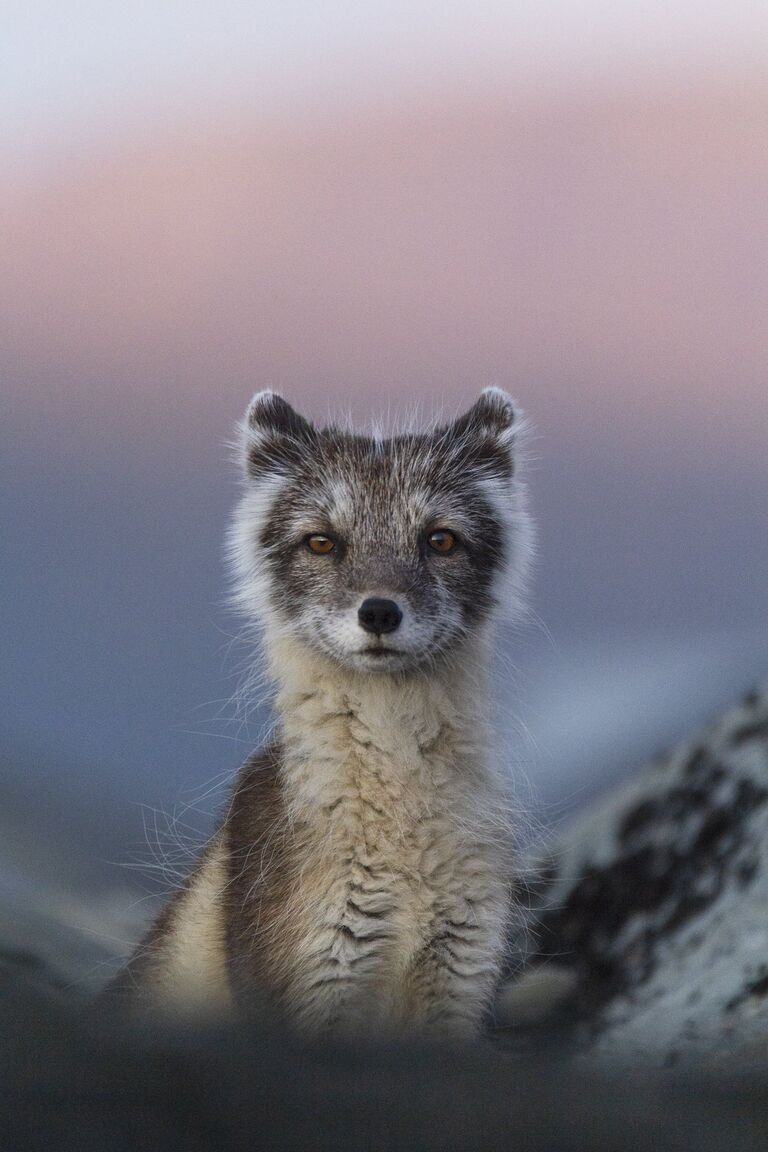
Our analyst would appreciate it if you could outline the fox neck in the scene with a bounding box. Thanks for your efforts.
[263,628,495,816]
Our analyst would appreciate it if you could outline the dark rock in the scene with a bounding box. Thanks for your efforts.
[505,687,768,1069]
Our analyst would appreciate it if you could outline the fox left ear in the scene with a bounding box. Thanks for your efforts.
[240,390,316,479]
[448,387,519,477]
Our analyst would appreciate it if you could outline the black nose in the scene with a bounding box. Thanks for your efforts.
[358,597,403,636]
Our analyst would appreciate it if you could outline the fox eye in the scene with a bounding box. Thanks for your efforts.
[427,529,457,554]
[305,533,336,555]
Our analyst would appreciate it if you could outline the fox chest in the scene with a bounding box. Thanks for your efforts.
[274,780,495,982]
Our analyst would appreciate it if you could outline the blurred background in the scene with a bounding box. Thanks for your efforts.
[1,1,767,983]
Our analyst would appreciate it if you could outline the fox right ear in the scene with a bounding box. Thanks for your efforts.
[241,390,315,479]
[446,387,521,481]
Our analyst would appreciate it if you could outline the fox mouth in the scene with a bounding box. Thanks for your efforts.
[362,645,404,657]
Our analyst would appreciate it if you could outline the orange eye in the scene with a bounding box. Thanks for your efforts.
[428,529,457,554]
[305,534,335,555]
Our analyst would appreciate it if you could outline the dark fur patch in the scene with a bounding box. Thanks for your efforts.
[248,392,316,441]
[223,745,299,1013]
[445,392,515,480]
[245,394,316,479]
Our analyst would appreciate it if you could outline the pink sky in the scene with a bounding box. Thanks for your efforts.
[2,77,767,475]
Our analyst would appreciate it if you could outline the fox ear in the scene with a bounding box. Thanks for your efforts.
[448,387,519,478]
[241,390,315,479]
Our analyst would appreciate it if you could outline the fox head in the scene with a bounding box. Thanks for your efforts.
[229,389,533,674]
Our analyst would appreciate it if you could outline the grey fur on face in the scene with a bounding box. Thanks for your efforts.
[229,388,532,674]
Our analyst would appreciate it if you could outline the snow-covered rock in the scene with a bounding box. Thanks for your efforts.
[503,688,768,1069]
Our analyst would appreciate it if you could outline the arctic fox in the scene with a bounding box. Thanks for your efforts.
[111,388,533,1038]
